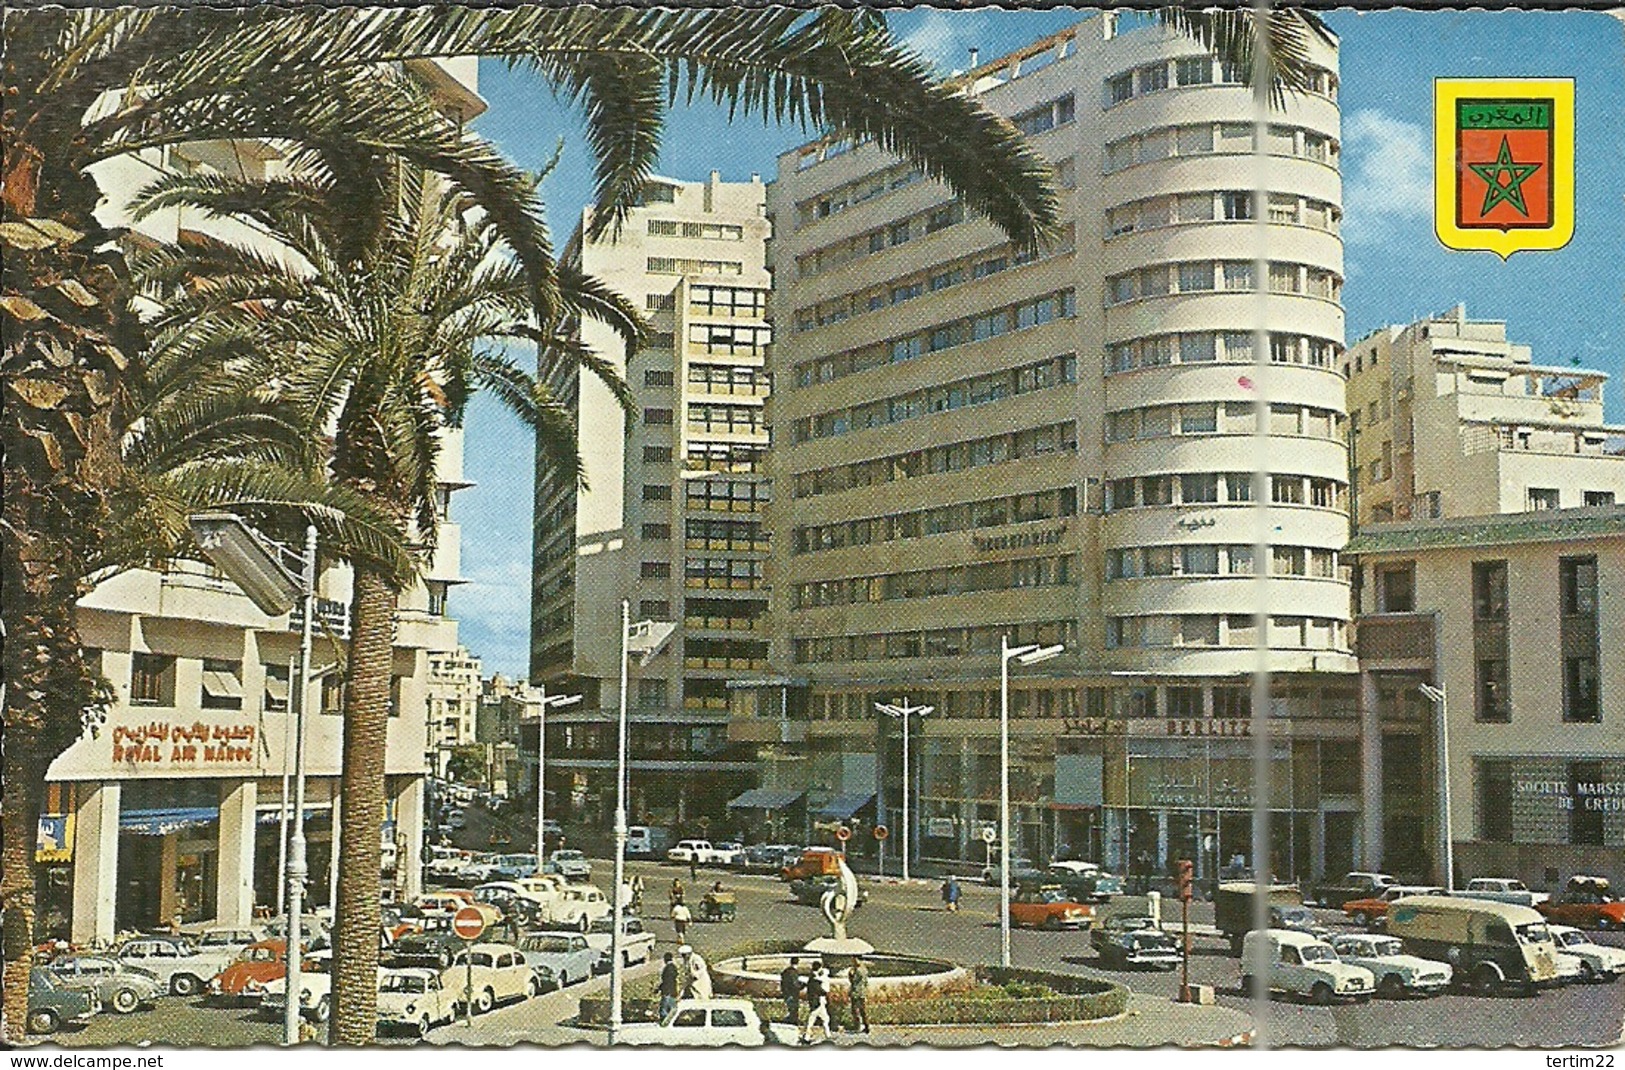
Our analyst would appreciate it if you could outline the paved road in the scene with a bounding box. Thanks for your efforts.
[46,855,1625,1048]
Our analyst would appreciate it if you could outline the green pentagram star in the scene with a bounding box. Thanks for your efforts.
[1468,136,1541,217]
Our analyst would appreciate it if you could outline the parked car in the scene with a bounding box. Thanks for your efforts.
[376,968,457,1037]
[546,885,612,931]
[618,997,797,1047]
[789,874,868,909]
[259,950,334,1023]
[549,849,593,881]
[1538,876,1625,931]
[742,844,801,873]
[1341,885,1447,930]
[263,913,331,950]
[388,918,465,970]
[1548,925,1625,983]
[381,902,429,941]
[1240,929,1374,1004]
[517,932,597,989]
[981,856,1036,885]
[1091,915,1181,970]
[1329,934,1452,998]
[711,842,746,868]
[584,915,657,972]
[189,926,269,958]
[780,847,841,882]
[46,955,162,1014]
[447,810,467,829]
[414,891,475,918]
[1312,871,1397,911]
[1386,895,1561,994]
[626,826,673,858]
[207,940,305,1005]
[1215,882,1306,954]
[1008,884,1093,930]
[441,943,533,1014]
[1046,861,1125,902]
[426,847,470,880]
[27,968,99,1034]
[666,839,722,865]
[1459,877,1550,908]
[116,938,227,997]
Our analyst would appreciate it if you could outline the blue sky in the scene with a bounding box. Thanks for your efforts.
[454,10,1625,678]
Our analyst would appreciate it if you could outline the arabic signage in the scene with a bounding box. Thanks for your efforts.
[111,720,258,767]
[971,524,1067,553]
[1174,515,1217,533]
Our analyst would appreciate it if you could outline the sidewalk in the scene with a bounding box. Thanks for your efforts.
[835,993,1255,1048]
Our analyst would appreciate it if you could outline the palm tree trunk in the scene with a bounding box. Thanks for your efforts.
[1,739,48,1042]
[328,565,396,1044]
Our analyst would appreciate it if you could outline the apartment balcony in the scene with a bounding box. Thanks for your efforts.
[1459,421,1625,459]
[1352,612,1435,663]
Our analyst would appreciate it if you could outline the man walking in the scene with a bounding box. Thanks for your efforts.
[941,875,961,913]
[658,952,680,1022]
[780,956,803,1025]
[847,956,870,1034]
[671,898,692,943]
[799,963,832,1045]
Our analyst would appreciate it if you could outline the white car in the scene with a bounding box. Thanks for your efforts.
[1549,925,1625,983]
[414,892,472,919]
[549,849,593,881]
[260,950,334,1023]
[666,840,721,865]
[1241,930,1374,1004]
[619,998,799,1047]
[1329,934,1452,997]
[517,932,597,989]
[585,915,656,971]
[189,926,268,958]
[376,968,457,1037]
[116,938,232,997]
[441,943,535,1014]
[1460,877,1550,907]
[546,885,611,931]
[711,842,746,868]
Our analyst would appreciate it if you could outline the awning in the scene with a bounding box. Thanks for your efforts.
[120,807,218,836]
[263,675,289,702]
[201,669,244,700]
[727,788,804,811]
[815,793,874,820]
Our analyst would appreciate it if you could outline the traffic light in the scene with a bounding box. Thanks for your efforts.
[1176,858,1194,902]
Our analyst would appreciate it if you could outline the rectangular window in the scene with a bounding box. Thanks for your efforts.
[1476,658,1510,722]
[644,407,673,426]
[640,561,671,579]
[130,653,175,707]
[1179,333,1217,365]
[1222,262,1255,291]
[1179,404,1217,434]
[644,370,674,388]
[262,662,290,714]
[1583,490,1616,506]
[1182,545,1220,574]
[1527,487,1560,511]
[1106,73,1134,105]
[200,657,244,711]
[1178,262,1215,292]
[1479,760,1513,841]
[1222,191,1254,221]
[1180,473,1219,503]
[1560,555,1597,616]
[1376,563,1416,613]
[1139,64,1170,93]
[1473,560,1508,620]
[643,445,673,464]
[1176,58,1213,86]
[1271,476,1305,504]
[1563,656,1600,723]
[641,523,671,541]
[642,484,672,502]
[637,678,668,709]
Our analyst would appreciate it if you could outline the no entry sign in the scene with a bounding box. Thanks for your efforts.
[452,905,487,941]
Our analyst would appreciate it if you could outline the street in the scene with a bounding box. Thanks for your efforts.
[48,855,1625,1049]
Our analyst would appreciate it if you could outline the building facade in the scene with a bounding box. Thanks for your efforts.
[37,58,482,944]
[530,173,770,829]
[744,15,1359,880]
[426,645,484,770]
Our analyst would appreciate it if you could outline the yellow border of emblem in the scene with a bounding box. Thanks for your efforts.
[1434,78,1574,258]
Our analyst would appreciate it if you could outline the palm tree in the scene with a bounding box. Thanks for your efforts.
[129,161,643,1042]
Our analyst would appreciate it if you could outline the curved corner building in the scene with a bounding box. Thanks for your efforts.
[754,14,1364,881]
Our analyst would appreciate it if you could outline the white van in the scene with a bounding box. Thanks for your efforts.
[626,827,673,858]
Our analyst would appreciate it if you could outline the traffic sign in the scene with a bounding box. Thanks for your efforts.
[873,824,889,841]
[834,825,852,842]
[452,905,487,941]
[980,827,997,845]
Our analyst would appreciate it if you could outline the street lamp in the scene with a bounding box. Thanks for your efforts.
[190,513,314,1048]
[999,636,1064,968]
[609,602,675,1045]
[875,699,934,882]
[533,687,582,874]
[1418,683,1454,891]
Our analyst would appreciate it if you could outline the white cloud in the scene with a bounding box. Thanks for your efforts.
[1341,109,1434,246]
[900,10,992,73]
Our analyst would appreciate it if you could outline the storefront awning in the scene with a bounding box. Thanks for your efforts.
[120,807,218,836]
[727,788,804,810]
[815,793,874,820]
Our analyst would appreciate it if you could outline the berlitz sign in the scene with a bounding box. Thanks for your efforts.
[111,720,258,766]
[971,524,1066,553]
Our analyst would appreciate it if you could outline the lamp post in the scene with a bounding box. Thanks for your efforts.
[533,687,582,874]
[609,603,675,1045]
[190,514,314,1048]
[1418,683,1454,891]
[875,699,934,882]
[998,635,1064,968]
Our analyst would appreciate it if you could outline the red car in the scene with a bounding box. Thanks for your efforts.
[207,939,312,1004]
[1009,885,1093,930]
[1538,876,1625,931]
[1341,885,1445,929]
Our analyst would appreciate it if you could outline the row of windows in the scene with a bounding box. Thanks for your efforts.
[685,557,765,589]
[794,196,971,277]
[793,160,923,228]
[1107,259,1342,305]
[1105,56,1337,107]
[793,619,1077,665]
[1108,330,1339,374]
[1473,654,1602,725]
[688,284,768,318]
[793,485,1078,554]
[1012,92,1077,136]
[1106,614,1347,650]
[647,257,742,276]
[683,518,766,548]
[791,421,1078,501]
[1104,121,1339,174]
[685,363,770,396]
[685,478,770,512]
[792,289,1077,388]
[1106,189,1340,237]
[687,322,771,357]
[646,218,744,241]
[1105,401,1346,443]
[1107,472,1344,511]
[792,225,1076,336]
[1107,544,1337,579]
[686,403,765,434]
[128,654,391,716]
[795,555,1075,609]
[805,683,1259,722]
[794,353,1076,444]
[680,442,765,474]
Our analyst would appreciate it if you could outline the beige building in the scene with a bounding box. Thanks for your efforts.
[744,14,1358,878]
[1344,304,1625,525]
[1348,508,1625,887]
[426,645,484,763]
[530,173,770,828]
[38,59,482,944]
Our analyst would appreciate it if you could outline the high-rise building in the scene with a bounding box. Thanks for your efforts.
[426,645,485,766]
[530,173,770,828]
[744,14,1358,878]
[1343,304,1625,526]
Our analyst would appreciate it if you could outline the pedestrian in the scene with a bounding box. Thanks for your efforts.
[780,956,803,1025]
[941,875,961,913]
[671,898,692,943]
[685,948,713,999]
[632,874,645,914]
[670,876,684,907]
[658,952,680,1022]
[689,854,699,882]
[800,963,832,1044]
[847,956,870,1034]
